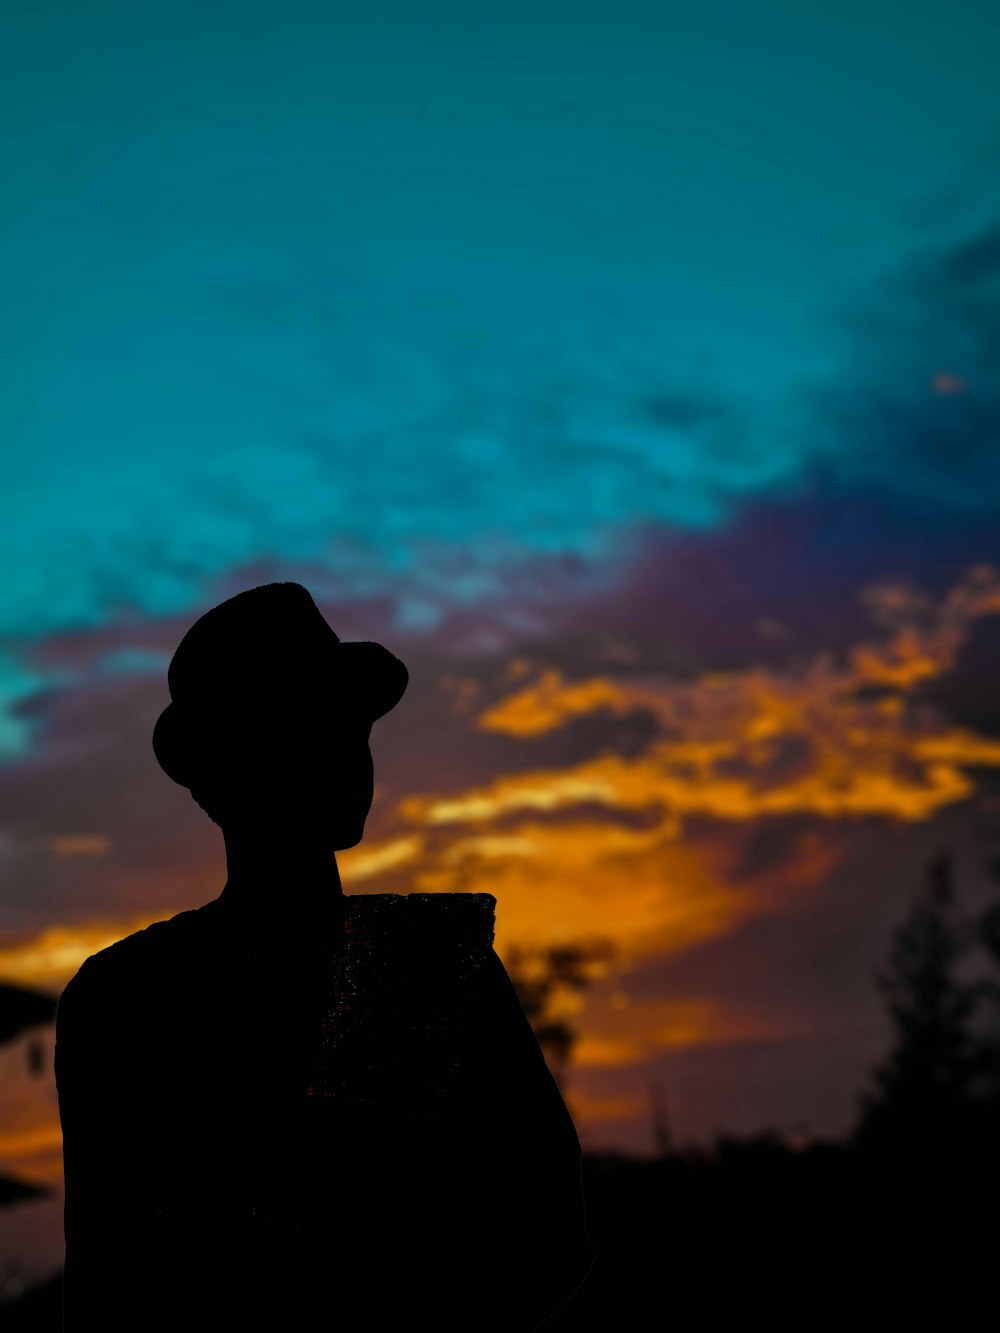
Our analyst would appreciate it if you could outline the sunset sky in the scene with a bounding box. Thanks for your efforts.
[3,0,1000,1288]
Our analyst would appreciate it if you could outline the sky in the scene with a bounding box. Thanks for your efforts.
[3,0,1000,1289]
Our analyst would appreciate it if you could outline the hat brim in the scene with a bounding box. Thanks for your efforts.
[337,642,409,722]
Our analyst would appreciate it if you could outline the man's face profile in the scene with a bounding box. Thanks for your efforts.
[190,702,376,848]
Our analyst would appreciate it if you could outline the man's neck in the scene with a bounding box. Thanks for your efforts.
[219,826,345,918]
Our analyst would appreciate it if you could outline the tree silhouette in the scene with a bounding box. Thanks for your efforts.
[964,856,1000,1156]
[853,853,980,1160]
[505,940,614,1091]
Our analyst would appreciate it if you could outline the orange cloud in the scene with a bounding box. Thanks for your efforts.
[339,834,424,880]
[0,834,428,990]
[0,920,151,990]
[0,1119,63,1184]
[564,1090,649,1127]
[475,670,630,738]
[403,816,836,971]
[574,996,816,1070]
[48,835,112,858]
[15,567,991,1061]
[460,566,1000,828]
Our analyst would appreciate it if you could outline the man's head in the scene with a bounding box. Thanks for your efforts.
[152,583,407,848]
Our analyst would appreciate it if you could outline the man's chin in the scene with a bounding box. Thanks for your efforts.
[332,823,366,851]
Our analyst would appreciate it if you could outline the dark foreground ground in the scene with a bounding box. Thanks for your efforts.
[5,1137,995,1330]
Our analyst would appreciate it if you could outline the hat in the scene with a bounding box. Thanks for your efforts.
[152,582,409,789]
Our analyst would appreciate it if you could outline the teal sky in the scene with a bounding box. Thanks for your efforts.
[2,0,1000,752]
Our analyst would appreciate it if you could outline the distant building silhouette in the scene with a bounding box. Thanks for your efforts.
[0,981,56,1044]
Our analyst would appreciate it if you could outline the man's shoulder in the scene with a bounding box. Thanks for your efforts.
[62,903,215,1001]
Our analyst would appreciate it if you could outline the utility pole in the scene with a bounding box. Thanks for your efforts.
[650,1082,672,1158]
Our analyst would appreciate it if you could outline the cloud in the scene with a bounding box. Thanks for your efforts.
[6,540,1000,1156]
[401,566,1000,830]
[573,993,818,1069]
[811,211,1000,508]
[6,190,1000,775]
[0,268,794,655]
[8,563,1000,985]
[0,920,141,991]
[48,835,112,858]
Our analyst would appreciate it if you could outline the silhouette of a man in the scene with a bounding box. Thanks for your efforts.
[55,583,594,1331]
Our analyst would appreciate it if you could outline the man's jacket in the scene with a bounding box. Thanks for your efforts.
[55,890,594,1331]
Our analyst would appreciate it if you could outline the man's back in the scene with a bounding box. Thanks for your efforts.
[55,891,594,1331]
